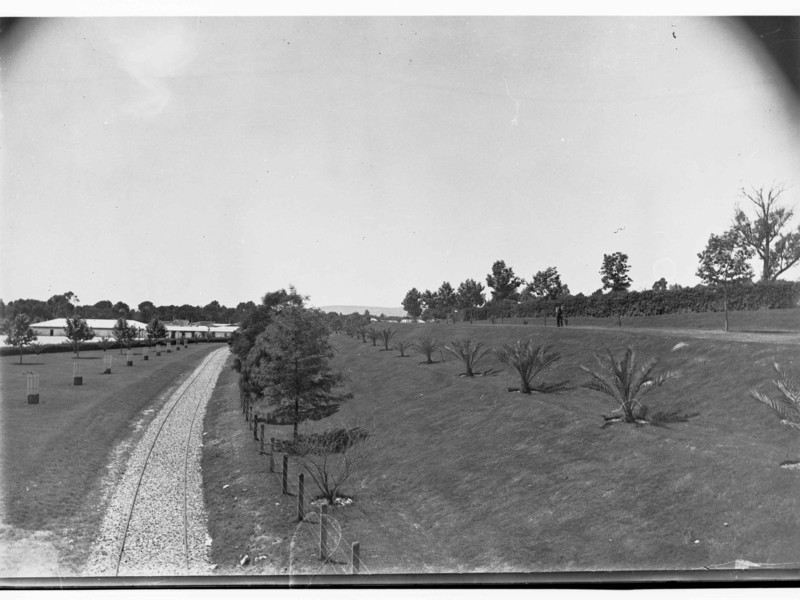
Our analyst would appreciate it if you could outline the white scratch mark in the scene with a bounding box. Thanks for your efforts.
[502,76,520,126]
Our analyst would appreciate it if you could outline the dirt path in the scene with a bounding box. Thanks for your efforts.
[84,347,229,576]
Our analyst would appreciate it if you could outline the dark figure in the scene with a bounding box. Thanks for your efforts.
[556,305,564,327]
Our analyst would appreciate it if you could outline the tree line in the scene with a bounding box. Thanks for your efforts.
[401,185,800,326]
[0,293,256,325]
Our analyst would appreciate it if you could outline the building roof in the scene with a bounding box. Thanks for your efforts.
[31,318,148,329]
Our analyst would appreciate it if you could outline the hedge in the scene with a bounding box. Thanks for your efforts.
[471,280,800,320]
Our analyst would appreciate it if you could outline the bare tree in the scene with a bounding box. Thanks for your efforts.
[733,185,800,281]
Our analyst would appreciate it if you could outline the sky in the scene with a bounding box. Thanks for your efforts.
[1,8,799,310]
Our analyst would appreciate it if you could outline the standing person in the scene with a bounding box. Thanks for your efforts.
[556,304,563,327]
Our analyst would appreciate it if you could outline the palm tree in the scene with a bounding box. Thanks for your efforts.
[751,362,800,429]
[496,340,560,393]
[445,338,492,376]
[413,335,440,364]
[580,347,671,423]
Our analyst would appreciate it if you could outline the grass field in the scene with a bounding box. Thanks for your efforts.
[204,312,800,575]
[0,342,220,575]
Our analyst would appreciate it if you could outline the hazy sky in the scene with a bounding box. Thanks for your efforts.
[1,14,798,309]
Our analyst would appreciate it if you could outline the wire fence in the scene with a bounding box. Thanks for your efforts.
[241,394,369,576]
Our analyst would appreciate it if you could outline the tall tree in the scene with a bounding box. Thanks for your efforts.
[3,314,37,364]
[486,260,523,302]
[47,291,78,318]
[696,231,755,331]
[137,300,156,323]
[456,278,486,322]
[402,288,423,319]
[600,252,632,292]
[246,306,350,441]
[527,267,565,299]
[652,277,668,292]
[436,281,457,320]
[63,316,95,358]
[732,185,800,281]
[113,301,131,318]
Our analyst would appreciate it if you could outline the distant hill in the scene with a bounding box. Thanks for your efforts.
[318,305,406,317]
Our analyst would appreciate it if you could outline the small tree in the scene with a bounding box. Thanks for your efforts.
[3,314,37,364]
[289,423,372,504]
[146,317,168,348]
[580,347,672,423]
[444,338,492,377]
[696,230,754,331]
[379,328,396,351]
[750,362,800,429]
[63,316,95,358]
[527,267,565,300]
[112,317,138,354]
[496,340,560,393]
[29,342,45,360]
[413,335,440,364]
[98,336,112,352]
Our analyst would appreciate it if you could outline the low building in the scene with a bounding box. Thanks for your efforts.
[29,318,148,341]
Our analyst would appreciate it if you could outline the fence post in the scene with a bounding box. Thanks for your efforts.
[281,454,289,495]
[269,438,275,473]
[297,473,305,521]
[259,424,265,454]
[253,416,260,441]
[351,542,360,575]
[73,363,82,386]
[319,504,328,560]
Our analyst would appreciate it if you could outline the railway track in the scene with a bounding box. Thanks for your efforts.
[85,347,229,577]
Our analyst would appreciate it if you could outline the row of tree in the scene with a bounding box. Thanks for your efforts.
[0,294,256,325]
[401,185,800,327]
[2,314,173,362]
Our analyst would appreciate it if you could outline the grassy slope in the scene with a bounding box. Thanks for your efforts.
[0,343,218,573]
[200,316,800,575]
[325,323,799,573]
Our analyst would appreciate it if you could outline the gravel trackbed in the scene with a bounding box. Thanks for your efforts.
[84,347,229,576]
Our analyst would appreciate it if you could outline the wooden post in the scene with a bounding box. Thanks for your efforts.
[253,415,259,441]
[282,454,289,495]
[269,438,275,473]
[73,363,82,386]
[351,542,360,574]
[319,504,328,560]
[297,473,305,521]
[259,424,265,454]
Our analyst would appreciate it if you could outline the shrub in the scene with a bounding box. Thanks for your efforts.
[751,363,800,429]
[413,335,440,364]
[288,425,372,504]
[580,347,672,423]
[444,338,492,376]
[496,340,560,393]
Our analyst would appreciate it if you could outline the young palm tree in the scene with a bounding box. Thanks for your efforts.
[496,340,560,393]
[580,347,671,423]
[380,328,396,351]
[413,335,440,364]
[444,338,492,376]
[393,339,412,357]
[367,327,380,347]
[751,363,800,429]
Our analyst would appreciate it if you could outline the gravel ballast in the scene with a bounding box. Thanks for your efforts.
[84,347,230,576]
